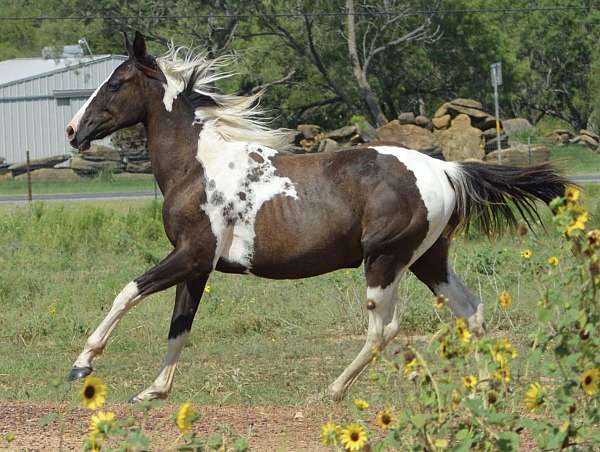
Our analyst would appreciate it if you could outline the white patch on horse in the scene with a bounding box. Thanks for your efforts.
[67,69,116,134]
[197,126,297,270]
[373,146,456,265]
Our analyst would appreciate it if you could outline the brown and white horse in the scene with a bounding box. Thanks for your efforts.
[66,33,568,402]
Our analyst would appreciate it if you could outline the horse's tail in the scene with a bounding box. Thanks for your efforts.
[443,161,570,236]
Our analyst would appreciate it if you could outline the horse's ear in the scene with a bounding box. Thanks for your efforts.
[132,31,148,61]
[124,32,134,59]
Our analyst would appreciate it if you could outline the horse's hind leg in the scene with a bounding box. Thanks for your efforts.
[410,236,485,335]
[329,254,403,401]
[130,276,207,402]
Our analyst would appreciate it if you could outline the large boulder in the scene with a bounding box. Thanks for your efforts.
[446,99,489,120]
[435,114,485,161]
[8,154,71,176]
[415,115,433,131]
[432,114,451,130]
[14,168,80,181]
[297,124,321,140]
[111,124,149,161]
[571,134,599,150]
[580,129,599,141]
[376,121,440,155]
[546,129,574,145]
[126,161,153,173]
[398,112,416,125]
[325,125,357,141]
[70,157,125,176]
[317,138,339,153]
[80,144,122,162]
[503,118,533,135]
[484,144,550,166]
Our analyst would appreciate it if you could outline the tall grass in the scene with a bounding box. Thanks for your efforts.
[0,193,597,405]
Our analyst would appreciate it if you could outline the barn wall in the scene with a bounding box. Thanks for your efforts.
[0,56,127,164]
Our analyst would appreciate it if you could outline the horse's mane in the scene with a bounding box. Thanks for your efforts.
[156,45,291,150]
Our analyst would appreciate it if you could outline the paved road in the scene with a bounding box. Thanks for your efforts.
[0,175,598,204]
[0,190,161,204]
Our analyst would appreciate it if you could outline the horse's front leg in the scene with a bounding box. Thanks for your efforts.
[67,244,212,381]
[130,276,207,402]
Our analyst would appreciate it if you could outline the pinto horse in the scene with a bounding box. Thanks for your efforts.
[66,33,568,402]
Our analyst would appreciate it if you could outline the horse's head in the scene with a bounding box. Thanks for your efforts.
[67,32,166,151]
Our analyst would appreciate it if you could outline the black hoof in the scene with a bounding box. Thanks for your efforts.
[67,366,93,381]
[128,395,140,404]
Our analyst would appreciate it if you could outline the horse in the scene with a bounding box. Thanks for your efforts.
[65,32,568,403]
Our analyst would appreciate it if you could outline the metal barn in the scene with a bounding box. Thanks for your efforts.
[0,54,127,164]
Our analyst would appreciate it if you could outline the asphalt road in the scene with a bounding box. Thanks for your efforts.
[0,175,598,204]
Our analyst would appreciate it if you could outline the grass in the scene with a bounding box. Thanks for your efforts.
[0,173,156,196]
[0,191,599,408]
[549,145,600,175]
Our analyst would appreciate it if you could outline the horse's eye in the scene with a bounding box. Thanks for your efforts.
[107,81,120,92]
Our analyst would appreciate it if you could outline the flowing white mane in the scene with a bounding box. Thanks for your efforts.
[156,45,291,150]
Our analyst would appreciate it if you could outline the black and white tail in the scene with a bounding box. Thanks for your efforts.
[444,161,571,236]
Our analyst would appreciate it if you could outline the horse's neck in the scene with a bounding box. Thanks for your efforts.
[144,102,201,196]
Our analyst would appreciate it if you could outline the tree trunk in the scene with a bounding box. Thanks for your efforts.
[346,0,388,127]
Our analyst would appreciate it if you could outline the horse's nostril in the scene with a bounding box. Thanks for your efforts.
[66,125,75,140]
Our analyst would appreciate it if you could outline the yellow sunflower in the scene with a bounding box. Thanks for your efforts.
[581,368,599,396]
[492,338,518,367]
[320,421,342,446]
[434,295,447,310]
[90,411,116,436]
[498,290,512,310]
[204,285,211,294]
[524,383,545,412]
[520,249,532,259]
[375,409,396,430]
[463,375,478,391]
[175,401,198,435]
[80,376,107,410]
[494,366,511,384]
[565,186,580,203]
[340,423,368,451]
[455,318,471,344]
[353,399,369,411]
[547,256,559,267]
[403,358,419,377]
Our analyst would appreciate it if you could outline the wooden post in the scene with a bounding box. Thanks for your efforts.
[26,150,32,202]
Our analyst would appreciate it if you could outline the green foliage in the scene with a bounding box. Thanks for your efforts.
[322,188,600,451]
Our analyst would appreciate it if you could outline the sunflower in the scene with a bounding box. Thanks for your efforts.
[565,186,580,203]
[204,285,211,294]
[455,318,471,344]
[375,409,396,430]
[588,229,600,248]
[80,376,107,410]
[524,383,545,412]
[492,338,518,367]
[320,421,341,446]
[548,256,559,267]
[495,366,511,384]
[340,423,368,451]
[353,399,369,411]
[520,249,532,259]
[90,411,116,437]
[581,368,599,396]
[498,291,512,310]
[462,375,478,391]
[434,295,447,310]
[175,401,198,435]
[403,358,419,377]
[439,338,450,358]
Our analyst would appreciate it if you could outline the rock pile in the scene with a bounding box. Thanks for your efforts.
[546,128,599,152]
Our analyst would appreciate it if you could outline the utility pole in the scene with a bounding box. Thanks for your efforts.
[491,62,503,164]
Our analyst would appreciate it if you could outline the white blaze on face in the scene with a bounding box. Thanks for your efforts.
[373,146,457,265]
[197,125,298,270]
[66,69,115,137]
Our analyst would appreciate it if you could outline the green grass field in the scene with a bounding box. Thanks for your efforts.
[0,188,599,409]
[0,173,156,196]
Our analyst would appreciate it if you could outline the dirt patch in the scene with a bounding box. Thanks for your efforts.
[0,401,341,451]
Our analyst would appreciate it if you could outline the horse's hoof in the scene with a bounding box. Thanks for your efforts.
[128,395,140,404]
[67,366,93,381]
